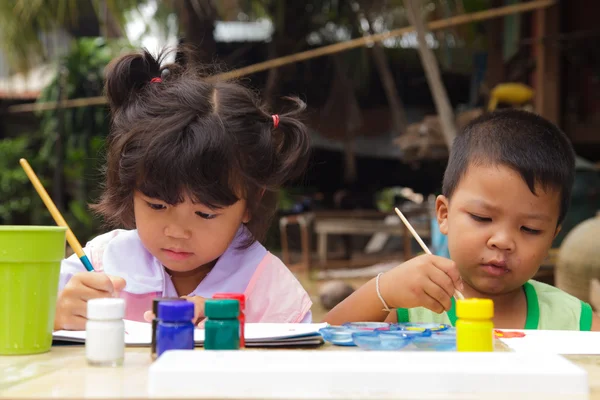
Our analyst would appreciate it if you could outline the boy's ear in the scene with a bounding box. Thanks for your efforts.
[553,224,562,239]
[436,195,450,235]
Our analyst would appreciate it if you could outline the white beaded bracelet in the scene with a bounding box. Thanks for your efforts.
[375,272,392,312]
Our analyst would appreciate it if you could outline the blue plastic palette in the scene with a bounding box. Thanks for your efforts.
[396,323,451,332]
[319,327,357,346]
[352,331,413,351]
[411,334,456,351]
[320,322,447,348]
[342,322,391,331]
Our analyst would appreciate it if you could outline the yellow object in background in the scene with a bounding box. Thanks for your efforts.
[488,83,534,111]
[456,298,494,352]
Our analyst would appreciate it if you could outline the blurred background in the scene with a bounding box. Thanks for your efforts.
[0,0,598,317]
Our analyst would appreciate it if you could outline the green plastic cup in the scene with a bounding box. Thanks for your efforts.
[0,226,67,355]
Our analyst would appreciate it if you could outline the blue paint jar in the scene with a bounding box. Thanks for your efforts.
[156,300,195,357]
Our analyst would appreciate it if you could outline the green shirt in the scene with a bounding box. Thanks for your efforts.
[396,280,593,330]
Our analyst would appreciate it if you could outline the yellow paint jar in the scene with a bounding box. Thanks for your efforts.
[456,298,494,352]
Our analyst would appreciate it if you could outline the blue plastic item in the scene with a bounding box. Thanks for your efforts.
[319,327,356,346]
[352,331,414,351]
[156,300,195,357]
[412,334,456,351]
[397,323,450,333]
[342,322,390,331]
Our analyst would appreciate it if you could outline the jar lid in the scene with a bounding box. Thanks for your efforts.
[212,293,245,309]
[153,297,185,315]
[87,298,125,320]
[205,299,239,319]
[157,300,194,322]
[456,298,494,319]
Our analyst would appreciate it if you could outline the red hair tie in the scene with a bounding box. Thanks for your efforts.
[272,114,280,129]
[150,77,162,83]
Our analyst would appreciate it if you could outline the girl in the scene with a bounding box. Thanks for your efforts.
[55,49,312,330]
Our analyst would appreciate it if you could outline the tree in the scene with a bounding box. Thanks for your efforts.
[404,0,457,147]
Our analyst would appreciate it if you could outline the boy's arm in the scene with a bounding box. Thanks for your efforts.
[590,312,600,331]
[322,277,392,325]
[322,254,461,325]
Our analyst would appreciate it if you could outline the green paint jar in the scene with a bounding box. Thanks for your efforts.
[204,299,240,350]
[0,226,67,355]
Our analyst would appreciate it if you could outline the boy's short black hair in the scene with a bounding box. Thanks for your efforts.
[442,109,575,224]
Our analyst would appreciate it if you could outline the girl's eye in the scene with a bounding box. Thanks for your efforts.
[469,213,491,222]
[196,211,217,220]
[146,202,166,211]
[522,226,542,235]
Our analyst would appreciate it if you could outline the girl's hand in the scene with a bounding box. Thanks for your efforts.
[54,272,126,330]
[180,295,206,325]
[379,254,463,313]
[143,295,206,326]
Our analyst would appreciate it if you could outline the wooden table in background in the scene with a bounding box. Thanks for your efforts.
[279,208,430,274]
[3,346,600,399]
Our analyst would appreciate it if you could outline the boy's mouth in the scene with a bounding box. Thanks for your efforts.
[480,260,509,276]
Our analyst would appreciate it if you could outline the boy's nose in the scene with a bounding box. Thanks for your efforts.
[487,230,515,252]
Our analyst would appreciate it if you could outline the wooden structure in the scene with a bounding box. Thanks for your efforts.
[394,108,483,161]
[279,207,430,277]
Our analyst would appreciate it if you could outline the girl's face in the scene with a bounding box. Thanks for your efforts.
[133,191,249,273]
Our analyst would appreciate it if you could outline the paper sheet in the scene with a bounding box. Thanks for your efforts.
[499,329,600,354]
[53,320,327,346]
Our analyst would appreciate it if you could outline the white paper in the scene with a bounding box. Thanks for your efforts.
[53,320,327,346]
[500,329,600,354]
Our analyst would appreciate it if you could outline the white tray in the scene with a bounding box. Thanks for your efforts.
[148,350,588,399]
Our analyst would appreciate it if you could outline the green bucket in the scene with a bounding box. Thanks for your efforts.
[0,226,67,355]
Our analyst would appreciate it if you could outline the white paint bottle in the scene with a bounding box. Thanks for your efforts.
[86,298,125,367]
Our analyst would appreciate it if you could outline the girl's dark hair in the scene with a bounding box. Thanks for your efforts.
[92,49,311,247]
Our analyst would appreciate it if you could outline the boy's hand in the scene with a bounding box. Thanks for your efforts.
[143,295,206,326]
[379,254,462,314]
[54,272,126,331]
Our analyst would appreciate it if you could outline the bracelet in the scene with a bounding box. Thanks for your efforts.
[375,272,392,312]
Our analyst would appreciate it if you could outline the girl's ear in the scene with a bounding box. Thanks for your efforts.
[242,208,251,224]
[243,188,266,224]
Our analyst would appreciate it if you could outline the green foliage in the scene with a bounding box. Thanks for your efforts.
[0,0,147,73]
[32,38,132,240]
[0,38,128,241]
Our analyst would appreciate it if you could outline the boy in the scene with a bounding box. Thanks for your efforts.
[324,109,600,330]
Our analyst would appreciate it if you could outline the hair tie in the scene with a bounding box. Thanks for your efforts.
[272,114,280,129]
[150,77,162,83]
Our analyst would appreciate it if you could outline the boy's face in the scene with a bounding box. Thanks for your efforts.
[436,163,561,296]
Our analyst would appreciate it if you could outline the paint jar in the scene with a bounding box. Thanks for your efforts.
[456,298,494,352]
[212,293,245,347]
[204,299,240,350]
[86,298,126,366]
[156,300,195,357]
[151,297,185,360]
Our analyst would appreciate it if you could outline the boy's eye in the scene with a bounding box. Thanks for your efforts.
[469,213,491,222]
[196,211,217,220]
[146,202,166,210]
[522,226,542,235]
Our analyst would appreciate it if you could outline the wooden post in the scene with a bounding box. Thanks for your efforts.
[533,4,560,124]
[404,0,458,148]
[486,0,505,89]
